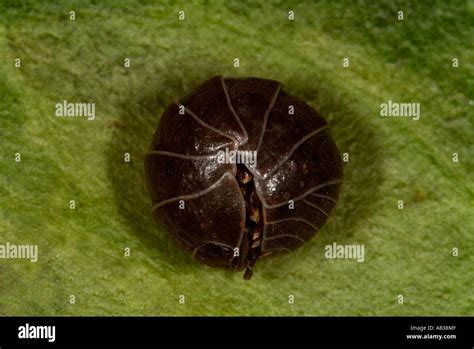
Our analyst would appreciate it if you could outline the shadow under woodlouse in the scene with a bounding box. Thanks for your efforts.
[106,72,384,278]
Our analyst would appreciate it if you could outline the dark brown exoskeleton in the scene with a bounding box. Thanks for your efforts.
[145,76,343,279]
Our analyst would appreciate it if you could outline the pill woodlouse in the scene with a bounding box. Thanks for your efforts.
[145,76,343,279]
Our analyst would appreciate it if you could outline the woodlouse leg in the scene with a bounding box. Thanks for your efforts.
[236,164,264,280]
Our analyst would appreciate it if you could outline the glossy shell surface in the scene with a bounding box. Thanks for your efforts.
[145,76,343,277]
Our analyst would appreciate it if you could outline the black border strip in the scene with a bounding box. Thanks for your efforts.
[0,316,472,347]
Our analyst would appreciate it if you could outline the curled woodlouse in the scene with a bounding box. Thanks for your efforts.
[145,76,343,279]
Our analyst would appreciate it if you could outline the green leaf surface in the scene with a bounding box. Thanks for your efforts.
[0,0,473,315]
